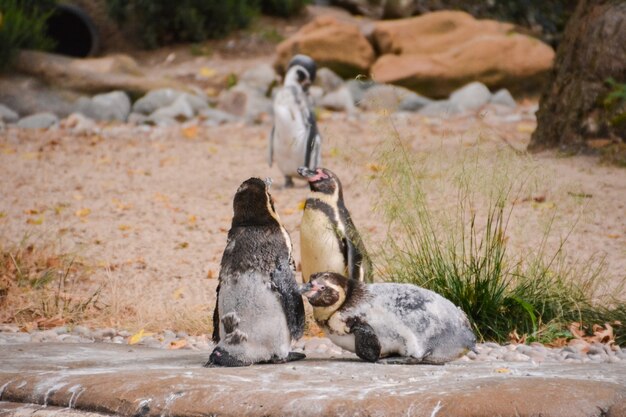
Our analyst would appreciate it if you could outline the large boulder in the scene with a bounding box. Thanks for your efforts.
[332,0,416,19]
[370,11,555,97]
[275,16,375,78]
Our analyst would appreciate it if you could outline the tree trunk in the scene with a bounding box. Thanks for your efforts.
[528,0,626,152]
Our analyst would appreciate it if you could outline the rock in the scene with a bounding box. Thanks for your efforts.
[76,91,131,121]
[0,75,85,118]
[358,83,418,111]
[61,113,98,134]
[17,112,59,129]
[332,0,415,19]
[371,11,555,97]
[417,100,462,117]
[133,89,208,115]
[275,16,375,78]
[127,112,149,125]
[198,108,240,125]
[0,103,19,123]
[13,50,191,95]
[450,82,492,112]
[398,93,432,112]
[316,67,344,93]
[491,88,517,108]
[217,84,272,123]
[319,86,356,113]
[149,95,194,122]
[345,78,375,106]
[239,65,277,95]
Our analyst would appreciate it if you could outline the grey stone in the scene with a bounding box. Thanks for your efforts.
[316,67,344,93]
[17,112,59,129]
[198,108,239,125]
[76,91,131,122]
[359,84,417,111]
[127,112,149,125]
[58,335,83,343]
[449,81,492,112]
[133,88,181,115]
[71,325,92,337]
[149,95,194,121]
[0,103,19,123]
[239,64,277,94]
[0,324,19,333]
[62,113,98,134]
[398,93,432,112]
[346,78,375,106]
[490,88,517,108]
[217,84,272,123]
[319,86,356,113]
[417,100,462,117]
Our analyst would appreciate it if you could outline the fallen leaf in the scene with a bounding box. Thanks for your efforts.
[187,215,197,226]
[494,368,510,374]
[207,269,215,279]
[569,322,585,339]
[516,123,535,133]
[176,242,189,249]
[75,208,91,218]
[21,152,38,160]
[532,195,546,203]
[128,329,154,345]
[182,125,198,139]
[606,234,621,239]
[26,216,44,225]
[366,163,384,173]
[24,208,40,215]
[199,67,217,78]
[73,193,84,201]
[297,200,306,211]
[37,316,65,329]
[169,339,188,350]
[118,224,131,231]
[172,287,185,300]
[0,211,6,219]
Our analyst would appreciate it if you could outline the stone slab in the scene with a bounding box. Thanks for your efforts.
[0,343,625,417]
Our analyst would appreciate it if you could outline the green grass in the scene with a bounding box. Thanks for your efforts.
[372,128,626,345]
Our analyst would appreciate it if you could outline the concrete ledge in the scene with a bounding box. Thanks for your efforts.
[1,344,625,417]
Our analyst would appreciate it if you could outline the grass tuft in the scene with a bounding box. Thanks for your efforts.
[372,127,626,345]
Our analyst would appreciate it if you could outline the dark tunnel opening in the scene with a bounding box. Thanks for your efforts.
[46,4,99,58]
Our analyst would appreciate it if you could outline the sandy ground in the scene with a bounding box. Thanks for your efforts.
[1,103,625,333]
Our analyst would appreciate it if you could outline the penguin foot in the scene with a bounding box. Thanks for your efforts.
[284,176,294,188]
[287,351,306,362]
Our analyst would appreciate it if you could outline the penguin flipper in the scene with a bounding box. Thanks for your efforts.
[270,257,306,340]
[349,319,381,362]
[212,283,221,343]
[339,202,373,282]
[268,125,275,167]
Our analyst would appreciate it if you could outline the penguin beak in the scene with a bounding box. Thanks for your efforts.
[299,281,316,297]
[297,166,317,178]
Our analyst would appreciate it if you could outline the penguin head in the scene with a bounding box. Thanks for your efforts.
[287,54,316,83]
[299,271,348,310]
[297,167,342,197]
[232,177,280,227]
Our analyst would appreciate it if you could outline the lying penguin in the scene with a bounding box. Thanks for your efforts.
[206,178,305,367]
[300,271,476,364]
[298,167,372,283]
[269,54,322,188]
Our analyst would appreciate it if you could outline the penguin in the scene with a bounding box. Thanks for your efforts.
[269,54,322,188]
[206,177,306,367]
[300,272,476,364]
[297,166,372,283]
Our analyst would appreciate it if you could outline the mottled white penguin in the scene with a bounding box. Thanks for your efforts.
[300,272,476,364]
[206,178,305,367]
[269,54,322,188]
[298,167,372,283]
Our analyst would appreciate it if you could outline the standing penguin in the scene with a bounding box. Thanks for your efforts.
[206,178,305,367]
[269,54,322,188]
[298,167,372,283]
[300,272,476,364]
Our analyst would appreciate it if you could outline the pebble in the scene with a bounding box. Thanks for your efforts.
[0,326,622,364]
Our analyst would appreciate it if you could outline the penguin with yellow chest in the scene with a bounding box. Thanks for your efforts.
[297,167,372,283]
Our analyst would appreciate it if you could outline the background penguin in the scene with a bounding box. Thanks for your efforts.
[300,272,476,364]
[269,54,322,188]
[298,167,372,283]
[207,177,305,367]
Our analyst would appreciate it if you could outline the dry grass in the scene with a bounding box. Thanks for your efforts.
[0,237,102,329]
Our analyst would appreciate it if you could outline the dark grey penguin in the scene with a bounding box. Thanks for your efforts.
[298,167,372,283]
[269,54,322,188]
[206,178,305,367]
[300,272,476,364]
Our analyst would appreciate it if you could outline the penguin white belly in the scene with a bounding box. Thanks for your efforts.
[300,208,346,282]
[273,105,308,177]
[327,333,356,352]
